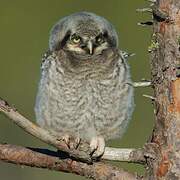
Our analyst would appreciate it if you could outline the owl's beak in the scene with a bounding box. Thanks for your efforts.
[87,41,93,55]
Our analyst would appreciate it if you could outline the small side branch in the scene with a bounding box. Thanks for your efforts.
[0,98,146,164]
[136,8,153,13]
[132,81,152,87]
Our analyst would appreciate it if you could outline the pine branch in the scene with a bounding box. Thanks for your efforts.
[0,143,144,180]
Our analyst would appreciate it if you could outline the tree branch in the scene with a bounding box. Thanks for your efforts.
[0,98,146,164]
[0,143,144,180]
[0,97,146,179]
[132,81,152,87]
[103,147,145,163]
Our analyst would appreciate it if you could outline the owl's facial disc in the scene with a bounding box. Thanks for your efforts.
[64,32,110,57]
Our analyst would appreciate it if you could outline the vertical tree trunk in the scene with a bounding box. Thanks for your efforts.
[148,0,180,179]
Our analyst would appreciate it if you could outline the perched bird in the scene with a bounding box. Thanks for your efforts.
[35,12,134,157]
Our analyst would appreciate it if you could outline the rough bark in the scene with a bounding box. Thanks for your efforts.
[0,144,143,180]
[148,0,180,179]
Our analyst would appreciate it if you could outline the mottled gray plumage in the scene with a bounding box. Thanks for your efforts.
[35,12,134,157]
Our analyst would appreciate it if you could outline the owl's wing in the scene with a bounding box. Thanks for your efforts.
[40,50,59,77]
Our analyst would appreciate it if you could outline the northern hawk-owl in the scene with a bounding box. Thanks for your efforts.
[35,12,134,157]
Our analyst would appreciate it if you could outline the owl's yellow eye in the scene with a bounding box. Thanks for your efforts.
[96,36,104,44]
[70,34,81,44]
[97,37,102,43]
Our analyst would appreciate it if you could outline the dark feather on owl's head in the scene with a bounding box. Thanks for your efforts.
[49,12,118,58]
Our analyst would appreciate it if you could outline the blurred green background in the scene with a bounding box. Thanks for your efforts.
[0,0,153,179]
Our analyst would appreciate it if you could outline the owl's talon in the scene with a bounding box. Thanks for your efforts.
[62,134,71,148]
[61,135,81,149]
[90,136,105,158]
[74,137,81,149]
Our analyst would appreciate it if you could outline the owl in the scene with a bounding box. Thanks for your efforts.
[35,12,134,158]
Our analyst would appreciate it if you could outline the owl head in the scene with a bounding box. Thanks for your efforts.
[49,12,118,58]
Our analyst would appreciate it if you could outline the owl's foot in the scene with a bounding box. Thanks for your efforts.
[90,136,105,158]
[62,134,81,149]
